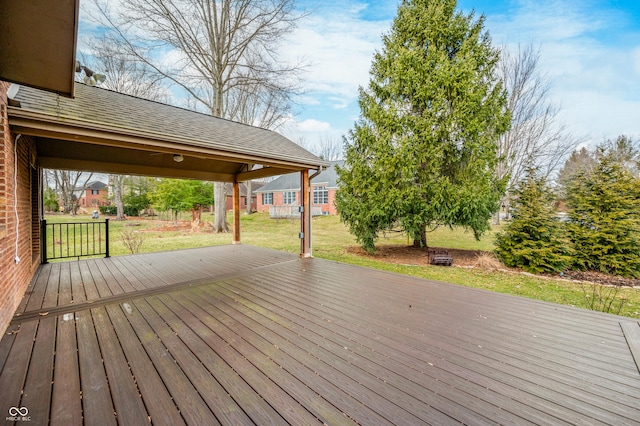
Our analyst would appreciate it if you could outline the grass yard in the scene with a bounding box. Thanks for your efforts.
[43,212,640,318]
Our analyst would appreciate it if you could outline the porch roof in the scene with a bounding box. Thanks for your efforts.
[1,245,639,424]
[7,83,327,182]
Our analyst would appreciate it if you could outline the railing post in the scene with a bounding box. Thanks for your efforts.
[41,219,48,264]
[105,219,110,258]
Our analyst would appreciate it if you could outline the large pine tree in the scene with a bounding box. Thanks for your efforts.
[336,0,510,252]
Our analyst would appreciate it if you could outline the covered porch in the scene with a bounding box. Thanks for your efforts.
[2,245,639,424]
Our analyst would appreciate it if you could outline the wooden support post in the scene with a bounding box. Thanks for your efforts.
[233,181,241,245]
[300,169,312,258]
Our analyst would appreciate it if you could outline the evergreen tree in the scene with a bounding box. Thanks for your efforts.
[43,187,60,213]
[495,169,572,273]
[336,0,510,252]
[566,149,640,277]
[556,147,594,201]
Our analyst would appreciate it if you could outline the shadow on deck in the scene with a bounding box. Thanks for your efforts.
[1,245,639,425]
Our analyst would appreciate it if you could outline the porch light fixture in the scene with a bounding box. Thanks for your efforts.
[173,154,184,163]
[75,61,106,86]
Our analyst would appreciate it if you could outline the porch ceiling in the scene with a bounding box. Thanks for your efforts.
[8,84,327,181]
[0,0,78,97]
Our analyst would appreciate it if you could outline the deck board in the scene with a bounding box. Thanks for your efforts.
[147,296,283,424]
[167,292,322,426]
[621,321,640,374]
[105,303,186,426]
[50,313,82,426]
[91,306,150,425]
[20,316,56,424]
[136,296,251,425]
[2,245,640,425]
[217,278,569,425]
[74,309,116,426]
[248,266,640,422]
[123,300,221,426]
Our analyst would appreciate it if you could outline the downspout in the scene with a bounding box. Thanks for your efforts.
[306,166,324,258]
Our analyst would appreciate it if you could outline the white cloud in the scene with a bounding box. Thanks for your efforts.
[296,118,332,133]
[487,0,640,143]
[279,116,346,152]
[282,8,390,109]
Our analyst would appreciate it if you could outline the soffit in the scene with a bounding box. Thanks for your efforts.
[0,0,78,97]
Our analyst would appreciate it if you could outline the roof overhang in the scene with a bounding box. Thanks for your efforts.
[7,84,327,181]
[9,109,315,182]
[0,0,79,97]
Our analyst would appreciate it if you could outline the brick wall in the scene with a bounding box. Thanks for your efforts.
[256,187,338,215]
[0,81,40,335]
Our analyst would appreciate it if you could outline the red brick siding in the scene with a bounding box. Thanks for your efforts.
[225,195,256,211]
[78,189,109,208]
[256,186,338,215]
[0,82,40,335]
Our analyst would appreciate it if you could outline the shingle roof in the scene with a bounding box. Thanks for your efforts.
[85,180,107,190]
[256,161,343,192]
[224,181,265,197]
[10,83,325,168]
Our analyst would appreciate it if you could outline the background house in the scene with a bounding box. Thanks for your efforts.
[77,180,109,210]
[255,161,341,216]
[224,181,264,212]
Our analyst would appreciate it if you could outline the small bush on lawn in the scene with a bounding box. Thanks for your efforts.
[495,169,573,274]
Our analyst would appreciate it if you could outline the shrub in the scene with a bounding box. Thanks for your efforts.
[99,205,117,215]
[566,151,640,278]
[495,169,573,274]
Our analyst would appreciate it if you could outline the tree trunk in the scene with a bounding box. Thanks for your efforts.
[213,181,229,233]
[111,174,126,220]
[191,207,202,232]
[412,228,428,249]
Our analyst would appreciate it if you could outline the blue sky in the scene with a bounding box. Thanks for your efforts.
[281,0,640,150]
[78,0,640,152]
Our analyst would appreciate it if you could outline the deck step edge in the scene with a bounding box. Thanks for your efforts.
[620,321,640,375]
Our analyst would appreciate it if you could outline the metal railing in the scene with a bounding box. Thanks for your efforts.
[269,205,323,218]
[41,219,110,263]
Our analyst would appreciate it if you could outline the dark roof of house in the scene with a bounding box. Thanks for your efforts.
[255,161,342,192]
[85,181,107,190]
[8,84,327,178]
[224,181,265,197]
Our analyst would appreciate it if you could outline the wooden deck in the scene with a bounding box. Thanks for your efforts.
[1,245,639,425]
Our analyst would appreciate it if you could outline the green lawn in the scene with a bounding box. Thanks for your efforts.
[43,212,640,319]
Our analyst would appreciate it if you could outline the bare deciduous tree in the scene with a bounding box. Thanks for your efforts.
[109,174,126,220]
[495,44,581,223]
[48,170,94,215]
[81,37,170,102]
[81,37,170,221]
[317,135,343,161]
[88,0,307,232]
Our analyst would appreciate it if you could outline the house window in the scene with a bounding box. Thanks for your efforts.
[91,189,99,195]
[262,193,273,205]
[283,191,297,204]
[313,186,328,204]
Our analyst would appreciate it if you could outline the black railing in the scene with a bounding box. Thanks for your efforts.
[41,219,110,263]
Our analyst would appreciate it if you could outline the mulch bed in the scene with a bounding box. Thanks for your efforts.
[348,244,639,288]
